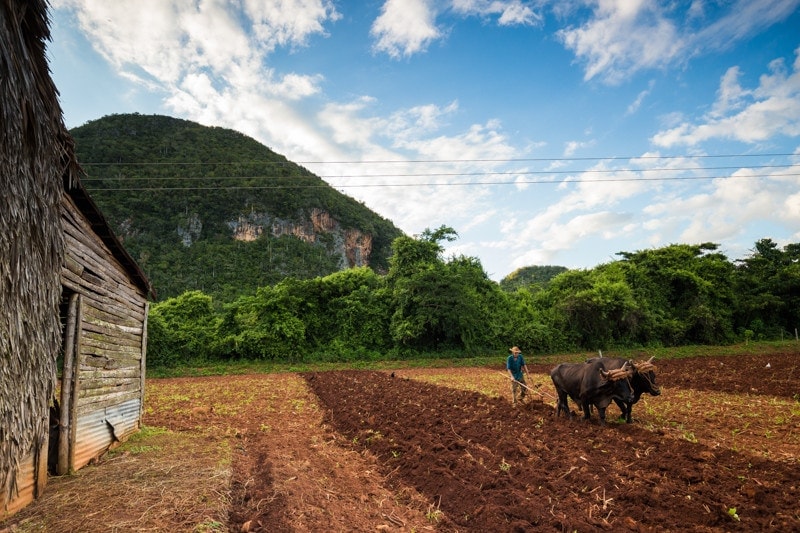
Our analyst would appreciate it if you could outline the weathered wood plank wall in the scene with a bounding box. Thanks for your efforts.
[59,194,149,472]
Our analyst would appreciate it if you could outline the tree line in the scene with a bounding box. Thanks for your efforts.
[146,229,800,367]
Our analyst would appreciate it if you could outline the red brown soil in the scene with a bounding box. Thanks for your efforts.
[304,353,799,532]
[2,351,798,532]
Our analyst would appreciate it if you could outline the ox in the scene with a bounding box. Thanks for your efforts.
[586,356,660,423]
[550,359,635,425]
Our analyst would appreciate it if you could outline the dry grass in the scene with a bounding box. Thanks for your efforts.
[1,428,231,533]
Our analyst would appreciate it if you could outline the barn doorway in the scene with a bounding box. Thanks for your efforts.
[50,289,80,475]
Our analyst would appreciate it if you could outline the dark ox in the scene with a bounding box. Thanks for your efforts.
[586,356,660,423]
[550,359,635,425]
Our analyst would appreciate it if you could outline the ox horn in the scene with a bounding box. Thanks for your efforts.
[647,356,655,363]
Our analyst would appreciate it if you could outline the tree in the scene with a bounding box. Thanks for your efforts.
[386,230,446,282]
[498,288,564,354]
[616,243,735,345]
[734,239,800,338]
[216,282,307,360]
[304,267,392,355]
[387,227,502,353]
[148,290,219,364]
[543,265,644,349]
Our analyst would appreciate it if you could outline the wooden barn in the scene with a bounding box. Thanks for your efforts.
[1,0,153,517]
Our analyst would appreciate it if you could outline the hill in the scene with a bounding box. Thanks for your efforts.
[70,113,404,302]
[499,265,568,291]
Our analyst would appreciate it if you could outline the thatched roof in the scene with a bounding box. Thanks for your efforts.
[1,0,67,506]
[1,0,151,507]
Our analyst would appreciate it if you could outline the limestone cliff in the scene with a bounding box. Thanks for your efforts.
[225,208,372,269]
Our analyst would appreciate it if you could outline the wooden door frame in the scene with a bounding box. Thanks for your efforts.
[57,292,81,475]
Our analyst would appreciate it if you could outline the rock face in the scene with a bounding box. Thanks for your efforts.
[177,213,203,247]
[223,208,372,268]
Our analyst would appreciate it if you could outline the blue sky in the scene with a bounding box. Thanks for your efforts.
[48,0,800,281]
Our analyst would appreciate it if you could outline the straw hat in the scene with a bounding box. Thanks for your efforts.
[510,346,521,354]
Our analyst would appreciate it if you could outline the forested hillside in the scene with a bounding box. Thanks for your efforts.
[500,265,568,292]
[70,113,403,302]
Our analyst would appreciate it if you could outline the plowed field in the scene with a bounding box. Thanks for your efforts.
[3,352,798,532]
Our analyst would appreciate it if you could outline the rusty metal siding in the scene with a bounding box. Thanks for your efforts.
[2,451,36,518]
[72,398,141,470]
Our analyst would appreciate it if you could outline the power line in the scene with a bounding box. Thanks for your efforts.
[81,164,799,182]
[297,153,798,164]
[83,171,800,191]
[77,152,798,167]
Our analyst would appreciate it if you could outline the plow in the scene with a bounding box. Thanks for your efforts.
[498,371,557,402]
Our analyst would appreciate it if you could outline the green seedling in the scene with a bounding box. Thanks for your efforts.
[426,497,444,523]
[365,430,383,444]
[194,519,225,532]
[426,506,443,523]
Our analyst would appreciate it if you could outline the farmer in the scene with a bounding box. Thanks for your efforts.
[507,346,530,406]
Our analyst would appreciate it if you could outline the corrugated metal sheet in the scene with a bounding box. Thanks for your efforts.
[2,451,36,518]
[73,398,141,470]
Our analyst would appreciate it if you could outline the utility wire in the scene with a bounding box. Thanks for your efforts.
[81,164,800,182]
[83,171,800,191]
[77,152,798,166]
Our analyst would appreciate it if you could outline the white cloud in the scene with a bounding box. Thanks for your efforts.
[494,155,800,274]
[301,97,526,237]
[689,0,800,52]
[557,0,682,84]
[461,208,498,231]
[563,139,594,157]
[642,166,800,247]
[501,163,651,261]
[52,0,183,83]
[52,0,338,82]
[396,121,518,163]
[494,152,765,271]
[370,0,442,58]
[317,97,386,150]
[451,0,542,26]
[557,0,800,84]
[268,73,324,100]
[505,210,632,270]
[50,0,346,158]
[385,102,461,143]
[652,48,800,147]
[369,0,542,59]
[708,67,750,118]
[626,80,655,115]
[786,191,800,221]
[244,0,340,52]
